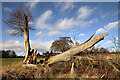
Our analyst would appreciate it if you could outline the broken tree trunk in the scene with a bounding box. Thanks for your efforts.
[45,33,108,65]
[23,48,38,64]
[23,14,30,62]
[32,48,38,64]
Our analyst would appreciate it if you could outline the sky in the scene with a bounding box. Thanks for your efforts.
[1,2,119,56]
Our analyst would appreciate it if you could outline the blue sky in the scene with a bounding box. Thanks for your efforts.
[1,2,119,55]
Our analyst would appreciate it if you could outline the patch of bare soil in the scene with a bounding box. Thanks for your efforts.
[2,54,120,79]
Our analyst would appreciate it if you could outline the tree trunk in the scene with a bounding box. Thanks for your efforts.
[23,14,30,62]
[45,33,108,65]
[32,48,38,64]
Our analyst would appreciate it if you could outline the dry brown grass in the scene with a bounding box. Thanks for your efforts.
[2,53,120,79]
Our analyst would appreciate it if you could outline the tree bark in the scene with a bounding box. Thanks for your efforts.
[32,48,38,64]
[45,33,108,65]
[23,14,30,62]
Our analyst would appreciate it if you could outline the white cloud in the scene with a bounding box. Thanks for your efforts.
[36,10,52,30]
[29,2,38,9]
[55,18,78,30]
[96,28,106,34]
[3,7,12,12]
[103,40,112,46]
[2,40,24,53]
[30,40,53,52]
[1,40,53,54]
[35,10,55,37]
[54,6,96,31]
[79,33,85,37]
[96,21,119,34]
[102,37,119,47]
[55,2,74,12]
[47,30,60,36]
[104,21,118,30]
[35,6,97,37]
[77,6,95,20]
[26,0,40,9]
[35,31,42,36]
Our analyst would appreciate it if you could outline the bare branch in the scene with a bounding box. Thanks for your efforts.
[3,6,34,36]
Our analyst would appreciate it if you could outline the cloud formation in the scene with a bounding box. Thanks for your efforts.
[35,5,97,37]
[96,21,118,34]
[103,40,112,46]
[2,40,24,53]
[36,10,53,30]
[77,6,95,20]
[1,40,53,55]
[47,30,60,36]
[3,7,12,12]
[35,31,42,36]
[102,37,119,47]
[30,40,53,53]
[79,33,85,37]
[26,0,40,9]
[55,2,74,12]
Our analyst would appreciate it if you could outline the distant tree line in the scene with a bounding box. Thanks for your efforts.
[0,50,60,58]
[0,50,17,58]
[37,51,60,58]
[0,50,25,58]
[78,46,110,55]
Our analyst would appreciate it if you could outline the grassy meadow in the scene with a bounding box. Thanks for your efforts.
[2,57,45,76]
[2,57,45,68]
[2,58,24,67]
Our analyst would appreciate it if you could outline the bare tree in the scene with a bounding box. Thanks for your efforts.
[110,36,120,53]
[4,6,34,36]
[90,46,100,53]
[73,36,79,46]
[4,6,35,62]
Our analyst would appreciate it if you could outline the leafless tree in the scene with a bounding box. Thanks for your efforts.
[73,36,79,46]
[4,6,34,36]
[92,46,100,53]
[110,36,120,53]
[4,6,35,62]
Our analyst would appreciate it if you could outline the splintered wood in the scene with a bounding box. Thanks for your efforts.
[23,32,108,66]
[45,33,108,65]
[23,48,38,64]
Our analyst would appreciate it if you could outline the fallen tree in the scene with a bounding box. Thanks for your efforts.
[44,33,108,65]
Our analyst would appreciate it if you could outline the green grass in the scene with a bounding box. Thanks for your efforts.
[2,58,24,67]
[2,57,46,67]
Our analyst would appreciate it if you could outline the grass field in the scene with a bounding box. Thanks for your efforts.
[2,57,45,67]
[2,58,24,67]
[2,54,120,79]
